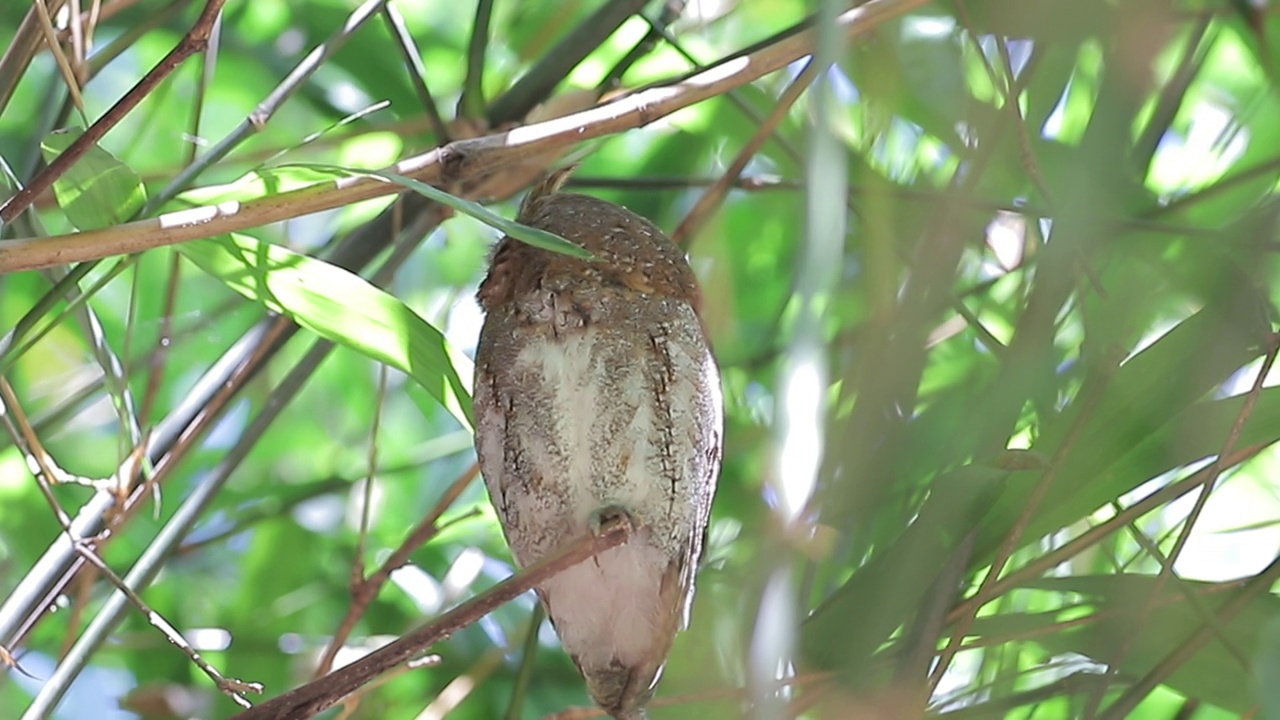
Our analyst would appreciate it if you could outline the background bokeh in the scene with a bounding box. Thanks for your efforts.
[3,1,1280,718]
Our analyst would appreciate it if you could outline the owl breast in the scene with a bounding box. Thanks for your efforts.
[473,288,722,709]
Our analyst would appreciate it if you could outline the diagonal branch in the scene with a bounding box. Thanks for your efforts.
[311,463,481,679]
[0,0,69,117]
[0,0,930,273]
[230,521,633,720]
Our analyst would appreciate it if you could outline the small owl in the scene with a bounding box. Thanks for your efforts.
[473,170,723,719]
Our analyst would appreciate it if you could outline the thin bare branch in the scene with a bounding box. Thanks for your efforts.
[927,371,1113,696]
[231,520,634,720]
[460,0,494,119]
[312,463,481,678]
[70,542,263,707]
[1099,552,1280,719]
[0,0,69,116]
[380,3,450,143]
[1089,334,1280,716]
[486,0,649,126]
[671,57,818,247]
[942,442,1274,626]
[32,0,88,122]
[505,606,545,720]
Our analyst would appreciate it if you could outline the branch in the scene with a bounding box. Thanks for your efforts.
[671,57,819,247]
[0,0,930,273]
[311,463,480,679]
[230,521,633,720]
[17,213,442,717]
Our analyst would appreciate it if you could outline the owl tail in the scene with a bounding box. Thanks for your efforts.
[582,658,661,720]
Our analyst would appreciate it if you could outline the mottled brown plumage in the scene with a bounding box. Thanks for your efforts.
[473,171,723,720]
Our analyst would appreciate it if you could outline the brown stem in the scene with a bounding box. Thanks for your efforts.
[311,463,480,678]
[1086,334,1280,717]
[927,368,1114,696]
[0,0,69,117]
[671,58,819,248]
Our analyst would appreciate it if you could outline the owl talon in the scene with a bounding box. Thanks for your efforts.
[589,505,639,536]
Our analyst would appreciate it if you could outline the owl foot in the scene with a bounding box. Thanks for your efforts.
[589,504,640,536]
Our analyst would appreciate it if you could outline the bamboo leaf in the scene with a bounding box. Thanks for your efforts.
[179,233,474,429]
[40,128,147,230]
[295,164,595,260]
[1009,575,1280,714]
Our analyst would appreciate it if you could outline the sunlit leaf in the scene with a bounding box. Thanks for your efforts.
[39,127,147,230]
[179,233,474,429]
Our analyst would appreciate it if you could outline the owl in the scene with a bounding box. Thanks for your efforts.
[473,171,723,719]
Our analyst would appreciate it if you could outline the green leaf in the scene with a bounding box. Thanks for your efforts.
[40,127,147,230]
[802,464,1011,677]
[1010,574,1280,713]
[179,233,474,429]
[295,164,595,260]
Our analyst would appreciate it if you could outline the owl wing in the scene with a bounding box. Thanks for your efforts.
[473,315,523,538]
[656,314,725,631]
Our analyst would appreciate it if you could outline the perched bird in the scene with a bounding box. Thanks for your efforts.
[473,169,723,719]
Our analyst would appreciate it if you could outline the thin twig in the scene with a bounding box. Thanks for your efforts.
[352,366,388,580]
[231,521,634,720]
[312,463,480,678]
[138,253,183,429]
[1114,521,1251,667]
[486,0,649,126]
[0,0,69,116]
[927,370,1113,696]
[0,378,258,705]
[32,0,88,122]
[379,3,450,143]
[1090,335,1280,717]
[9,180,442,720]
[1098,553,1280,719]
[0,377,76,528]
[70,542,263,706]
[505,605,545,720]
[2,262,134,376]
[147,0,389,211]
[184,7,220,166]
[411,648,504,719]
[634,9,805,166]
[942,442,1273,626]
[671,57,818,247]
[176,477,352,556]
[460,0,494,119]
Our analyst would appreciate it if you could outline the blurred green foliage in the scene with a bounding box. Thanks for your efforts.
[3,1,1280,719]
